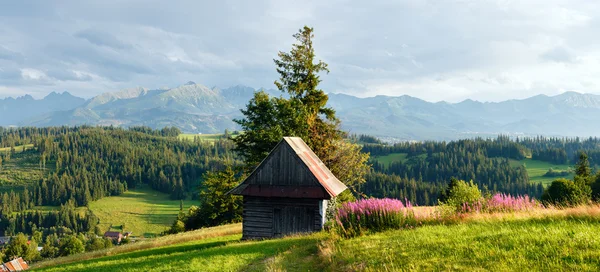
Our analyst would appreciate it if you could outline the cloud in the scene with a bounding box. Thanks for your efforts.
[74,28,131,50]
[541,46,576,63]
[0,46,24,62]
[0,0,600,102]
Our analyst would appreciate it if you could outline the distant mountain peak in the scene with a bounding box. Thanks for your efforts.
[185,81,196,86]
[17,94,34,101]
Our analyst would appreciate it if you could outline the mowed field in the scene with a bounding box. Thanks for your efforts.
[510,158,574,186]
[0,145,50,193]
[179,133,224,141]
[0,144,34,153]
[88,186,191,238]
[34,209,600,271]
[371,152,408,165]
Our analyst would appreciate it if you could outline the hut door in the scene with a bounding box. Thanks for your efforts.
[273,208,282,237]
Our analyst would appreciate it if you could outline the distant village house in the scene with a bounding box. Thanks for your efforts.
[103,231,123,243]
[1,257,29,271]
[229,137,347,239]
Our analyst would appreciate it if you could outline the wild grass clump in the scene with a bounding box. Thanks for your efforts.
[335,198,418,237]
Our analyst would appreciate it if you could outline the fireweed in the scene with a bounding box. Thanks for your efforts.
[458,193,541,214]
[335,198,418,237]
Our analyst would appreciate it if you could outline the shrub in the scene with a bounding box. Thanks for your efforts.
[58,236,85,256]
[441,179,482,211]
[335,198,417,237]
[542,178,590,207]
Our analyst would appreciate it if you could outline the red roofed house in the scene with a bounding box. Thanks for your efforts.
[229,137,347,239]
[103,231,123,243]
[1,257,29,271]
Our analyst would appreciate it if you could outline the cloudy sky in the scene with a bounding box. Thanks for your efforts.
[1,0,599,102]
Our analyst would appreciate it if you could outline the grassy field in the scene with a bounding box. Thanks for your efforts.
[179,133,224,141]
[372,152,408,165]
[87,186,192,237]
[0,147,50,193]
[511,158,574,186]
[34,207,600,271]
[0,144,34,153]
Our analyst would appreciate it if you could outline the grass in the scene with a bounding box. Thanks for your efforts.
[33,206,600,271]
[87,186,192,237]
[33,224,243,270]
[0,144,34,153]
[324,218,600,271]
[0,148,51,193]
[371,152,408,165]
[511,158,574,186]
[34,223,325,272]
[179,133,224,141]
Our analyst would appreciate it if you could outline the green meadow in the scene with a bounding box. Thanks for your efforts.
[510,158,574,186]
[34,213,600,271]
[372,152,408,165]
[178,133,225,141]
[0,146,50,193]
[87,186,192,237]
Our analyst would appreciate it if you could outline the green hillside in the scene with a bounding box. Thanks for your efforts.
[510,158,574,186]
[0,146,50,193]
[34,209,600,271]
[372,152,573,186]
[87,186,192,237]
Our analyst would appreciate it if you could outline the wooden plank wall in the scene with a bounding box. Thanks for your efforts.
[242,196,323,239]
[244,143,319,187]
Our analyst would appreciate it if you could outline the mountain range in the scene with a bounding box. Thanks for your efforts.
[2,82,600,140]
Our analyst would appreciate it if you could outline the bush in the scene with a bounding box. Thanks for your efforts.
[542,178,590,207]
[3,233,39,263]
[440,179,482,211]
[58,236,85,256]
[335,198,417,237]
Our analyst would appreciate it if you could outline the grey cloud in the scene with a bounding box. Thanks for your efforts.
[46,69,93,82]
[74,28,131,50]
[0,46,24,62]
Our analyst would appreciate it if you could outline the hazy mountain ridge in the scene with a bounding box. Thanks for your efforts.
[3,84,600,140]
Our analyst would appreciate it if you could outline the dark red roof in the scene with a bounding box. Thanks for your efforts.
[103,231,123,238]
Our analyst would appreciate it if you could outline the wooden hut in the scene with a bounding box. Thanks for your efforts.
[229,137,347,239]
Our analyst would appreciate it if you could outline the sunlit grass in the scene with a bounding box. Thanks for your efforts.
[34,205,600,271]
[33,224,243,271]
[510,158,573,186]
[371,152,408,165]
[87,186,192,237]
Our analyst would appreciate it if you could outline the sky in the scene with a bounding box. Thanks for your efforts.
[1,0,599,102]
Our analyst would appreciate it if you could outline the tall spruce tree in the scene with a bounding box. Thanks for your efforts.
[233,26,370,195]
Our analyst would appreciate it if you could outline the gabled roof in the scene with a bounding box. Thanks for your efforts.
[2,258,29,272]
[103,231,122,238]
[229,137,347,199]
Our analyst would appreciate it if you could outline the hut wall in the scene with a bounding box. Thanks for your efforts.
[244,143,319,187]
[242,196,323,239]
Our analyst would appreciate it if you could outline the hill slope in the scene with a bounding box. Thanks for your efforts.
[7,85,600,140]
[34,208,600,271]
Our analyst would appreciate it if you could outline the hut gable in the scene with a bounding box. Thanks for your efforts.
[230,137,347,199]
